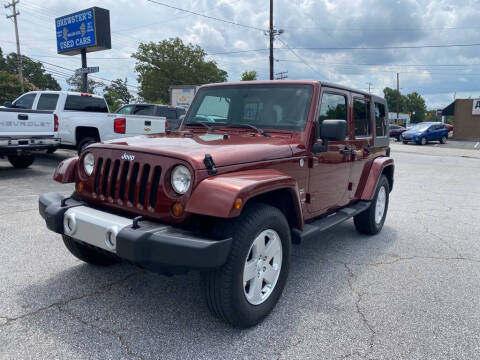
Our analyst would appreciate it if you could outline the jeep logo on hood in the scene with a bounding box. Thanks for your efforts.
[121,153,135,161]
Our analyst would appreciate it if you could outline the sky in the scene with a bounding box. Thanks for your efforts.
[1,0,480,109]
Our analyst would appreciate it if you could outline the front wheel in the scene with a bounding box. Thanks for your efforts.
[440,135,447,144]
[419,137,427,145]
[7,154,35,168]
[201,203,291,328]
[77,137,98,155]
[354,175,390,235]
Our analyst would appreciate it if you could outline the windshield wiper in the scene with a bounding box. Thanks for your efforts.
[228,123,270,137]
[184,121,215,132]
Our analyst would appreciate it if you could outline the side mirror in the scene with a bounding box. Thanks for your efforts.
[179,114,185,121]
[3,101,13,108]
[313,119,347,154]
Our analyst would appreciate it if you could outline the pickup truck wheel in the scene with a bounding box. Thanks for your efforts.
[201,203,291,328]
[354,175,389,235]
[78,137,98,155]
[440,135,447,144]
[46,147,57,154]
[62,235,119,266]
[7,154,35,168]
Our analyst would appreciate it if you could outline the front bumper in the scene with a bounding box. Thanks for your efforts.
[39,192,232,273]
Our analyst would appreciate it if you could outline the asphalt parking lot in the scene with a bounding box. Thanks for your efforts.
[1,145,479,360]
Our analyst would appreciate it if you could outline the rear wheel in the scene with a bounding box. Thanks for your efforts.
[201,203,291,328]
[354,175,390,235]
[7,154,35,168]
[62,235,119,266]
[77,137,98,155]
[46,147,58,154]
[440,135,447,144]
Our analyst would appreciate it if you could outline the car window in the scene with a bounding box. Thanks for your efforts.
[354,98,371,137]
[318,93,347,126]
[156,107,168,117]
[167,109,177,119]
[374,102,387,137]
[133,105,155,116]
[64,96,108,112]
[13,93,36,109]
[117,105,134,114]
[37,94,59,110]
[176,108,186,117]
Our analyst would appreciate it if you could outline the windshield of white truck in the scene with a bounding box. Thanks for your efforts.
[184,84,314,131]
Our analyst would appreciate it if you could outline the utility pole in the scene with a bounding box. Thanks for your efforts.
[396,73,400,122]
[367,82,373,93]
[269,0,274,80]
[81,49,87,93]
[5,0,24,92]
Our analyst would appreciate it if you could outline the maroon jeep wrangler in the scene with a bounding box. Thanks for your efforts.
[39,81,394,328]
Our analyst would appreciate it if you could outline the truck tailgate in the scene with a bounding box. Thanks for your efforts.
[0,108,55,136]
[123,114,166,135]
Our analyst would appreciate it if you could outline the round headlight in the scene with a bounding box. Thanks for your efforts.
[83,152,95,176]
[171,165,191,195]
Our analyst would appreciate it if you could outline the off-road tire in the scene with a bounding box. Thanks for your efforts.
[354,175,390,235]
[201,203,291,328]
[62,235,119,266]
[7,154,35,168]
[440,135,447,144]
[77,137,98,155]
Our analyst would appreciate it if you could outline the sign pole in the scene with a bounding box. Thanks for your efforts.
[81,48,87,93]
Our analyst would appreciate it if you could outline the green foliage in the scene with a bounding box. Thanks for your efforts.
[0,71,23,104]
[383,87,427,123]
[4,52,60,90]
[103,78,133,112]
[66,74,104,94]
[241,70,257,81]
[426,110,441,122]
[132,37,227,103]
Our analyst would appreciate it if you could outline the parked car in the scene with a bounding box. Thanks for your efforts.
[117,103,186,130]
[1,97,60,168]
[401,122,449,145]
[389,124,406,140]
[4,91,166,154]
[39,80,394,328]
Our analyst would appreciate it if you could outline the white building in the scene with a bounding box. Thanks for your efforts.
[388,112,410,126]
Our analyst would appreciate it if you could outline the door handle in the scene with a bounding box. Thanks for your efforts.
[18,114,28,120]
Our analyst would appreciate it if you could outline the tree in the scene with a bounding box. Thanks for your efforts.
[0,70,24,104]
[405,92,426,123]
[66,74,104,94]
[241,70,257,81]
[103,78,133,112]
[132,37,227,103]
[383,87,407,114]
[0,48,6,70]
[4,52,60,90]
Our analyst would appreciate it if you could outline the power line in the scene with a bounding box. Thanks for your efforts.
[146,0,265,32]
[275,37,321,76]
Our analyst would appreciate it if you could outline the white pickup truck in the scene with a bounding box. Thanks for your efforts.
[0,98,60,168]
[3,91,166,155]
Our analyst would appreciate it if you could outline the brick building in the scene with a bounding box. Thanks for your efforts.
[442,99,480,140]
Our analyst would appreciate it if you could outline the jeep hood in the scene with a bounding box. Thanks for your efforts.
[96,132,298,169]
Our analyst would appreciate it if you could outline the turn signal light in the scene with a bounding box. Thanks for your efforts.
[54,114,59,132]
[234,198,243,209]
[114,118,126,134]
[171,202,184,217]
[77,182,84,193]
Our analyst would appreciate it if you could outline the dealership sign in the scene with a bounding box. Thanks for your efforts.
[56,7,111,56]
[473,98,480,115]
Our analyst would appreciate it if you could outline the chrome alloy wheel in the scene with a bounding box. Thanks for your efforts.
[243,229,283,305]
[375,186,387,224]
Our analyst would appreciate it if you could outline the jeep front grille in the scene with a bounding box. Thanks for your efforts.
[93,157,162,209]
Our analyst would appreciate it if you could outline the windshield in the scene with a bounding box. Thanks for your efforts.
[184,84,314,131]
[410,124,430,132]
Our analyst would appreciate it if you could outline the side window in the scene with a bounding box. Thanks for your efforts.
[13,93,36,109]
[353,98,371,137]
[374,102,387,137]
[37,94,59,110]
[156,107,168,117]
[167,109,177,119]
[133,105,155,115]
[117,105,134,114]
[64,96,108,112]
[318,93,347,124]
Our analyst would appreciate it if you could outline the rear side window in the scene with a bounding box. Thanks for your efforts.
[318,93,347,124]
[354,98,371,137]
[167,109,177,119]
[64,96,108,112]
[133,105,155,115]
[156,107,168,117]
[374,102,387,137]
[14,93,36,109]
[37,94,59,110]
[117,105,134,114]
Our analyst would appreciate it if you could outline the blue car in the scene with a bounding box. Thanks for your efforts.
[401,122,449,145]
